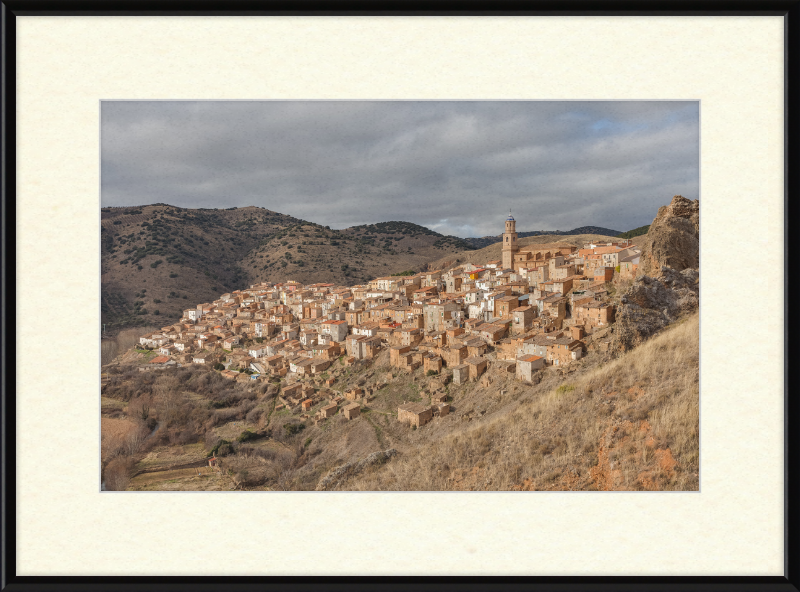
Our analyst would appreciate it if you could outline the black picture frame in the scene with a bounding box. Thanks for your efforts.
[2,2,795,590]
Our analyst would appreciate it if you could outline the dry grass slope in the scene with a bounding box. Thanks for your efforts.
[342,312,699,491]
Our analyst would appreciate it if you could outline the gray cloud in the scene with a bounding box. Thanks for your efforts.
[101,101,699,237]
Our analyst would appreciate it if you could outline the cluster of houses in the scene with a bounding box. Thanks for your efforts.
[135,215,638,427]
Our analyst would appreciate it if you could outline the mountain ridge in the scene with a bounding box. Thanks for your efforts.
[101,204,474,332]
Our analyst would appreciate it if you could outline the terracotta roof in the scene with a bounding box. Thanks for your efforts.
[517,354,543,362]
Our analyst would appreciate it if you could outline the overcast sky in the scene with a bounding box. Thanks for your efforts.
[101,101,699,238]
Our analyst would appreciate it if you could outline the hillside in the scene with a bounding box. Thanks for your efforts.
[101,311,698,492]
[464,226,622,249]
[239,220,473,290]
[100,196,698,492]
[617,224,651,240]
[101,205,473,332]
[342,312,699,491]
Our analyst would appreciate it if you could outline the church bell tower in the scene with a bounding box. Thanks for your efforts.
[502,212,518,270]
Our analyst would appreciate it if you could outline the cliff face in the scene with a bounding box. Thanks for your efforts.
[612,195,700,353]
[637,195,699,277]
[613,267,699,352]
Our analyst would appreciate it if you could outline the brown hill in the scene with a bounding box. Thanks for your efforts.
[101,205,472,333]
[238,220,472,289]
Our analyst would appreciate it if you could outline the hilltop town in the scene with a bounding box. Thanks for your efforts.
[102,196,699,492]
[130,214,639,422]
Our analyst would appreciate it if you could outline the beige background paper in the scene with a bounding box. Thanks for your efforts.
[16,16,784,575]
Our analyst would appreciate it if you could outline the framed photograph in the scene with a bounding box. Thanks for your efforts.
[4,3,794,590]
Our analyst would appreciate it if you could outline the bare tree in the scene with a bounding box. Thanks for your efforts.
[153,375,184,425]
[104,457,134,491]
[124,425,148,456]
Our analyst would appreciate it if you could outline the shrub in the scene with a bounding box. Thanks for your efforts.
[103,457,135,491]
[169,272,178,278]
[209,439,233,457]
[238,429,259,443]
[427,370,438,376]
[153,310,160,315]
[150,259,163,268]
[283,422,305,436]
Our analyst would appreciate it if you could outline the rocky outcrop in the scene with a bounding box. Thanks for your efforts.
[637,195,699,277]
[613,267,699,352]
[612,195,700,353]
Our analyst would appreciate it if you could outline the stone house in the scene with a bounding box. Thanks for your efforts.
[342,402,361,420]
[569,325,585,340]
[309,358,332,375]
[345,309,366,326]
[441,344,467,367]
[495,295,520,318]
[423,354,442,374]
[319,319,348,342]
[319,403,338,419]
[594,267,615,283]
[576,301,615,328]
[511,306,536,334]
[398,328,424,348]
[431,392,448,404]
[520,334,552,359]
[516,354,545,382]
[361,336,382,360]
[291,358,314,376]
[541,294,567,319]
[451,364,469,385]
[345,387,363,401]
[551,264,577,280]
[192,352,212,365]
[618,254,640,279]
[248,345,269,358]
[282,383,303,401]
[390,345,412,367]
[173,340,191,353]
[222,336,240,349]
[299,331,318,347]
[311,343,341,360]
[397,402,433,428]
[423,301,459,332]
[346,335,367,359]
[546,338,584,366]
[477,323,507,345]
[551,277,575,296]
[464,356,488,381]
